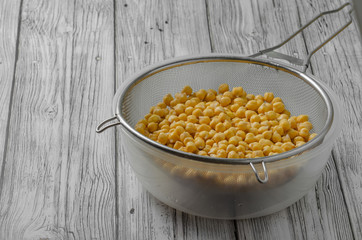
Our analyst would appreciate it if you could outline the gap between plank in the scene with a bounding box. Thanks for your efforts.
[113,0,120,239]
[204,0,214,52]
[0,0,24,200]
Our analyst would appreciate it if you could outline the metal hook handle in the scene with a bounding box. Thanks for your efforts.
[250,161,269,184]
[96,116,120,133]
[250,2,353,72]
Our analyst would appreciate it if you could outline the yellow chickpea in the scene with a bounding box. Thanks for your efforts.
[298,121,313,131]
[220,96,232,107]
[245,133,257,144]
[281,142,295,152]
[297,115,309,123]
[157,132,168,145]
[187,115,198,123]
[272,132,282,143]
[206,139,214,146]
[186,141,198,153]
[175,93,188,103]
[195,137,205,149]
[182,85,193,95]
[263,146,272,156]
[215,122,226,132]
[170,98,180,107]
[226,144,237,153]
[273,125,284,136]
[287,129,299,139]
[148,122,158,132]
[266,111,278,120]
[250,114,261,123]
[252,150,264,158]
[195,89,207,100]
[178,113,187,121]
[232,87,244,97]
[234,97,247,106]
[216,149,227,158]
[227,151,239,158]
[236,130,246,139]
[192,108,203,118]
[214,106,225,115]
[246,100,258,111]
[174,141,184,150]
[185,122,196,135]
[203,108,214,117]
[218,83,229,93]
[163,93,173,106]
[293,136,305,144]
[197,124,211,132]
[245,110,257,120]
[309,133,318,141]
[282,134,291,143]
[213,132,226,142]
[299,128,310,140]
[264,92,274,103]
[273,102,285,114]
[271,97,282,104]
[246,94,255,100]
[235,107,246,118]
[205,91,216,101]
[168,131,179,143]
[271,145,284,153]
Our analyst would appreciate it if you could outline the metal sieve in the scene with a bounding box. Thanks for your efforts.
[97,3,352,184]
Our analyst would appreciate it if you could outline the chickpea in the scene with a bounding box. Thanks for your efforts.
[186,141,198,153]
[273,102,285,113]
[232,87,245,97]
[218,83,229,94]
[205,91,216,101]
[163,93,173,106]
[182,85,193,95]
[228,151,239,158]
[297,114,309,123]
[195,137,206,149]
[264,92,274,103]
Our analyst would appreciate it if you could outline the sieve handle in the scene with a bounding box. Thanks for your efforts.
[250,2,353,72]
[250,161,269,184]
[96,116,120,133]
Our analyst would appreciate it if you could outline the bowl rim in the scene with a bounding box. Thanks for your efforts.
[113,54,335,165]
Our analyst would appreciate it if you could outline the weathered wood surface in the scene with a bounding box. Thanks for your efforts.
[0,0,116,239]
[0,0,361,239]
[0,0,22,200]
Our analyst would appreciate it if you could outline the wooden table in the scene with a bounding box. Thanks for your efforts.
[1,0,361,239]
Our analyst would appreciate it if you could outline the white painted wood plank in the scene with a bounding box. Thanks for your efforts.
[0,0,22,194]
[62,0,116,239]
[295,0,362,238]
[0,0,76,238]
[206,0,355,239]
[0,0,117,239]
[114,1,236,239]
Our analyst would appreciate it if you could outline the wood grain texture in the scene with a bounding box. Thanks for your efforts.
[0,0,75,238]
[0,0,117,239]
[295,0,362,238]
[0,0,22,195]
[62,0,116,239]
[114,0,236,239]
[206,0,355,239]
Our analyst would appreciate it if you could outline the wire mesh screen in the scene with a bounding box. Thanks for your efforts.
[121,60,328,134]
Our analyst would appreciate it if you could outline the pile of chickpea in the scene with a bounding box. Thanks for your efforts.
[135,84,317,159]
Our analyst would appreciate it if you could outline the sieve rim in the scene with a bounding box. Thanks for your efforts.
[114,54,334,164]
